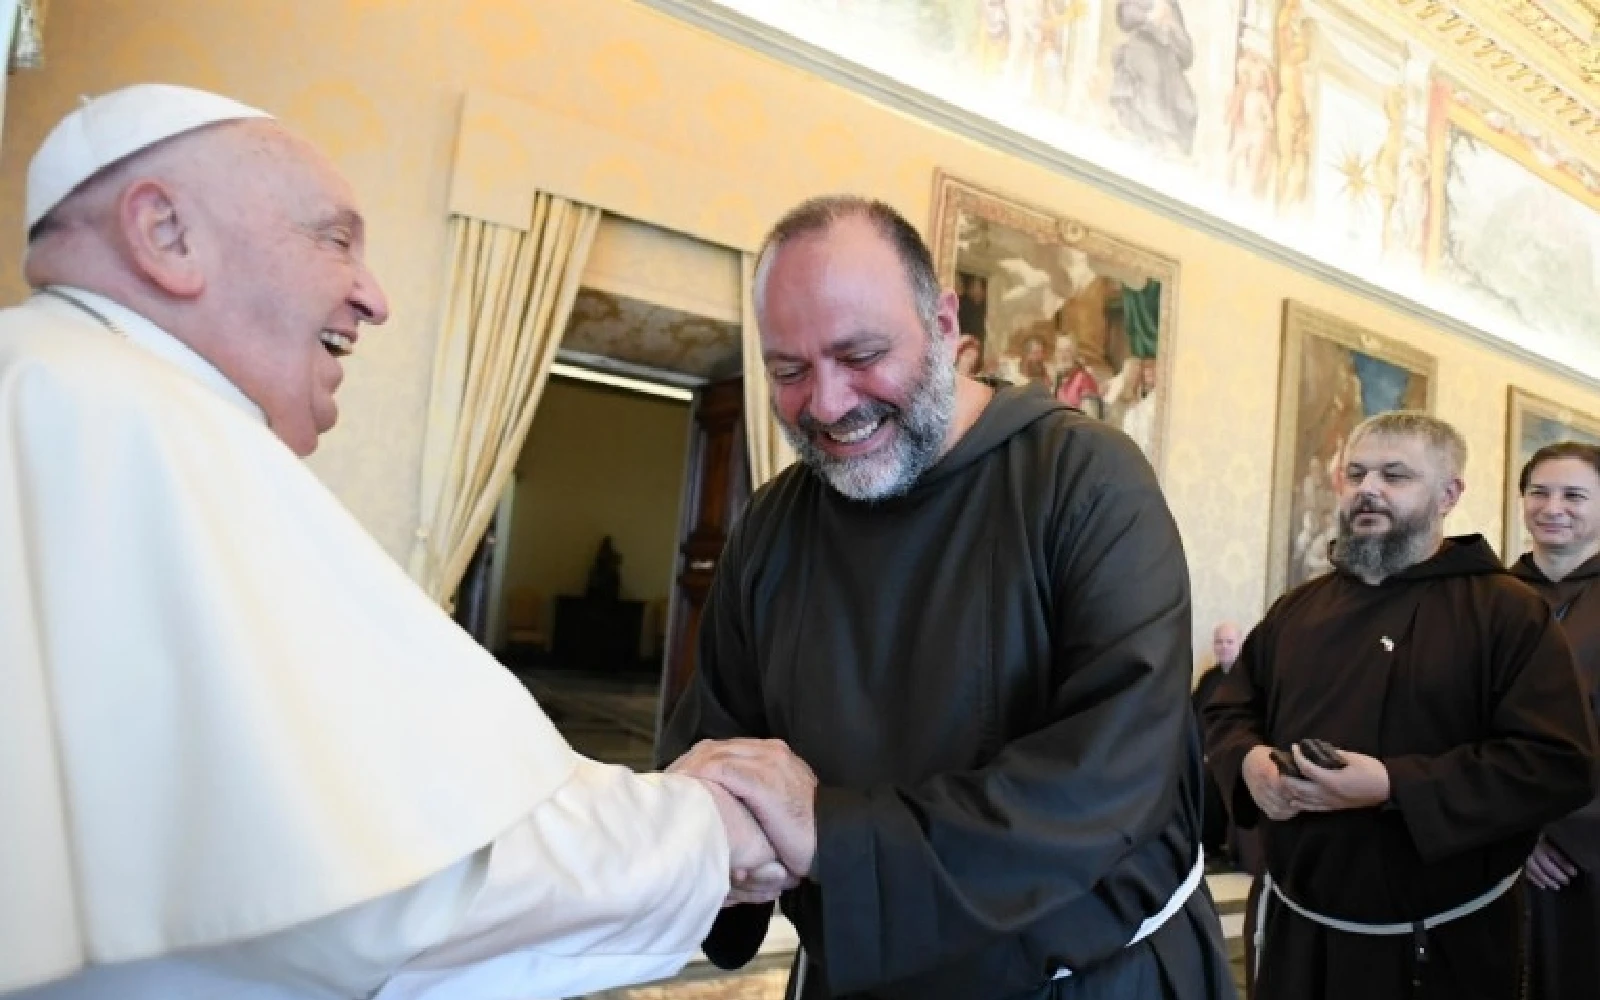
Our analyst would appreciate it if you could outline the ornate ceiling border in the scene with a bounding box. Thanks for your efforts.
[1385,0,1600,152]
[633,0,1600,391]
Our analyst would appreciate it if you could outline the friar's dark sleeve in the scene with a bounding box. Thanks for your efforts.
[656,513,774,971]
[808,428,1194,994]
[1202,618,1276,830]
[1385,587,1599,863]
[1543,672,1600,871]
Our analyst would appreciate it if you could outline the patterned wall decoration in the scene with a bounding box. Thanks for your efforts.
[698,0,1600,377]
[564,289,742,380]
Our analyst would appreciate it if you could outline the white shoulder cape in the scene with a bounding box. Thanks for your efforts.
[0,295,578,993]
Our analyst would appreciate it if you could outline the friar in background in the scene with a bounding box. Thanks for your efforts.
[1511,441,1600,1000]
[661,195,1236,999]
[1204,411,1598,1000]
[1193,623,1242,869]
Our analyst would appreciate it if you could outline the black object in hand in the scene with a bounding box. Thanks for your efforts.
[1270,747,1303,780]
[1298,738,1348,770]
[1270,739,1349,779]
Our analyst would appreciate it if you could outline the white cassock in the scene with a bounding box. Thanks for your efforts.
[0,289,730,999]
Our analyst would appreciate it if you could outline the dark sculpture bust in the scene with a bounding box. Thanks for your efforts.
[586,535,622,602]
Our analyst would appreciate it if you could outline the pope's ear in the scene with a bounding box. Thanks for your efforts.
[119,179,205,298]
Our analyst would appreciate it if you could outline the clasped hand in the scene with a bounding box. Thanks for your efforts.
[670,738,819,907]
[1242,743,1390,821]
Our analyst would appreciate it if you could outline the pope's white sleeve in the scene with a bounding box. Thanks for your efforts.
[186,759,730,1000]
[373,760,731,999]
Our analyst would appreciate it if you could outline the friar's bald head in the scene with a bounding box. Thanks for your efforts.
[1212,622,1241,669]
[25,95,389,457]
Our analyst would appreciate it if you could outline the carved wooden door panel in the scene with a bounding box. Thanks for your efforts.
[657,376,750,737]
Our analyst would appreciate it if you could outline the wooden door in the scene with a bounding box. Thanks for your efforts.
[657,376,749,736]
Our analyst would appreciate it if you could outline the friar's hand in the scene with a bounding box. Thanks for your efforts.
[1526,837,1579,892]
[1283,744,1390,812]
[1242,744,1300,822]
[672,738,819,879]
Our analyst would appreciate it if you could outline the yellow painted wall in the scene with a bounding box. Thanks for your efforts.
[503,378,691,651]
[4,0,1599,660]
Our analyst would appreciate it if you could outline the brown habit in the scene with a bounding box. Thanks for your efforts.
[1511,551,1600,1000]
[1204,535,1597,1000]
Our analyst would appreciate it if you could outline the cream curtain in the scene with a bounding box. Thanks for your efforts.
[740,252,795,488]
[408,193,601,602]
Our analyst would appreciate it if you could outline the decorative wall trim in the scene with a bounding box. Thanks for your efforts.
[1392,0,1600,153]
[635,0,1600,393]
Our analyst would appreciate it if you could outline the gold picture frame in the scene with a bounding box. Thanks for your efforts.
[1266,301,1438,601]
[928,170,1180,478]
[1501,387,1600,562]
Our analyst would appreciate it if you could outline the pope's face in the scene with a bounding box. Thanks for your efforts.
[207,128,389,456]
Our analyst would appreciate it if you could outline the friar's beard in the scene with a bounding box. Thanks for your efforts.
[1330,496,1439,581]
[777,333,956,502]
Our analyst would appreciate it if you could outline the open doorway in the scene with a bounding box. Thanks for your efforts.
[485,284,744,770]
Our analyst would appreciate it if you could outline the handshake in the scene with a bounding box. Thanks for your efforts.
[670,738,819,907]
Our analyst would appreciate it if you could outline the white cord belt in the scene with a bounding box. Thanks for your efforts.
[1051,844,1206,980]
[788,846,1207,994]
[1252,868,1521,979]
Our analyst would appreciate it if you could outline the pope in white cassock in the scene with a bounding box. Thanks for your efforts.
[0,84,785,1000]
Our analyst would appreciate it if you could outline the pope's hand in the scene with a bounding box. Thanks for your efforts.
[698,778,778,893]
[726,861,800,906]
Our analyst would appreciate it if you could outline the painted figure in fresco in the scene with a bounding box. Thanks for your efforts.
[1052,333,1103,416]
[1106,356,1159,458]
[1274,0,1314,209]
[1056,248,1116,380]
[1108,0,1199,157]
[1373,88,1406,252]
[1225,42,1279,200]
[1003,0,1045,96]
[957,272,989,338]
[1388,144,1432,263]
[1291,453,1338,585]
[1030,0,1080,110]
[1017,329,1053,385]
[978,0,1011,78]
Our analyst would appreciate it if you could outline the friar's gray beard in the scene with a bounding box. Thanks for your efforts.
[777,334,956,502]
[1330,499,1438,581]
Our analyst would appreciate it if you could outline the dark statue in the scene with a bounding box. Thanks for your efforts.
[586,536,622,602]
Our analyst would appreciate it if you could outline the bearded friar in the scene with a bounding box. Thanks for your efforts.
[659,195,1235,1000]
[1204,411,1599,1000]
